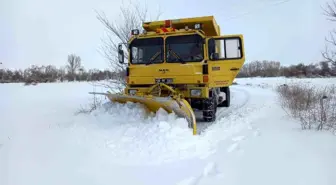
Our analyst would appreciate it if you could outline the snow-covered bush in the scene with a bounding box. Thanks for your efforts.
[276,83,336,131]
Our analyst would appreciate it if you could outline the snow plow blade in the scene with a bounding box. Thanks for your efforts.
[106,94,197,134]
[89,87,197,135]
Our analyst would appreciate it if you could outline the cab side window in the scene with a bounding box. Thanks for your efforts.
[208,37,242,60]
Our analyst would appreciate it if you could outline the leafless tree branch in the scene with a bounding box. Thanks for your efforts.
[322,0,336,21]
[322,1,336,71]
[94,0,162,92]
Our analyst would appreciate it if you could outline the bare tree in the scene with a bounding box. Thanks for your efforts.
[66,54,82,81]
[322,1,336,71]
[58,66,66,82]
[95,0,162,92]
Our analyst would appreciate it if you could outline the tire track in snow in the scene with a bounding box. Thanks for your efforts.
[227,135,246,153]
[177,162,224,185]
[196,86,251,134]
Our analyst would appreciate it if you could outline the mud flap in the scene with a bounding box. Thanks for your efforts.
[90,92,197,135]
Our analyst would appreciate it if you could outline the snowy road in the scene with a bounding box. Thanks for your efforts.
[196,86,250,134]
[0,78,335,185]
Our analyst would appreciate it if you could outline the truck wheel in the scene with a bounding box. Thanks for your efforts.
[218,87,230,107]
[202,91,217,122]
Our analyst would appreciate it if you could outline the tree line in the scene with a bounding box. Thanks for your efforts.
[237,60,336,78]
[0,54,123,84]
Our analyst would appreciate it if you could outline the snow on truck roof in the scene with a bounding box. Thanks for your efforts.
[142,16,220,36]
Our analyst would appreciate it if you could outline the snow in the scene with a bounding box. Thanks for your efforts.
[0,77,336,185]
[235,76,336,89]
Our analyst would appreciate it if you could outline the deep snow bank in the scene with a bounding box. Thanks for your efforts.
[71,101,215,165]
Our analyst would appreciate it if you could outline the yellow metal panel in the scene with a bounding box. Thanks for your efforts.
[125,86,209,99]
[207,34,245,88]
[128,63,204,84]
[142,16,220,36]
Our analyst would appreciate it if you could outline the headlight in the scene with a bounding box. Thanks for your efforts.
[190,89,201,97]
[194,23,201,29]
[131,29,139,35]
[129,89,137,95]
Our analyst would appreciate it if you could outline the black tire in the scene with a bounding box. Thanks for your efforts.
[202,91,217,122]
[218,87,230,107]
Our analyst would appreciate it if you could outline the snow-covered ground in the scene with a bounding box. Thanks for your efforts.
[235,76,336,89]
[1,77,336,185]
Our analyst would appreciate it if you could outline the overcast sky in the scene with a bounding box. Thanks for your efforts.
[0,0,333,70]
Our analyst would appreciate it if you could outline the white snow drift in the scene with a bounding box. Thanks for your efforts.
[0,77,335,185]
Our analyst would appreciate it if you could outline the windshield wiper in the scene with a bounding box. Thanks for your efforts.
[146,51,161,65]
[168,49,186,64]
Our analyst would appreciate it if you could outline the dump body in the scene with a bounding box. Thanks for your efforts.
[142,16,221,36]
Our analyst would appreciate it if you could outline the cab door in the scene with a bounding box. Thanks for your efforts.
[206,34,245,87]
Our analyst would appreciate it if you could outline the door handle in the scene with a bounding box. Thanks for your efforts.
[230,68,239,71]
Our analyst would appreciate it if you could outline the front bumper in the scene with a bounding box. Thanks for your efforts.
[125,85,209,99]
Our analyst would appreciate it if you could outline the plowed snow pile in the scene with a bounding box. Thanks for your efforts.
[71,102,215,165]
[1,78,336,185]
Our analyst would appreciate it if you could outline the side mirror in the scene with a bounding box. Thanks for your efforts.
[118,44,124,64]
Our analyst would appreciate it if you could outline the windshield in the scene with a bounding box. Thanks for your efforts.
[166,34,204,63]
[130,37,163,64]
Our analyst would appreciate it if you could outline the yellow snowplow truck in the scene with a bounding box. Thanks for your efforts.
[105,16,245,135]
